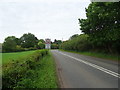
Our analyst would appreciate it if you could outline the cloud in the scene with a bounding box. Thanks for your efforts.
[0,1,90,43]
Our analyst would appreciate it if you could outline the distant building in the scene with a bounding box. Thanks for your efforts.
[45,38,51,49]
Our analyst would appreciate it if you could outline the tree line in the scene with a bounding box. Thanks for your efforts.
[61,2,120,54]
[2,33,62,53]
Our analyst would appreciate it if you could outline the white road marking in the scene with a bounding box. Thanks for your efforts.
[57,51,120,78]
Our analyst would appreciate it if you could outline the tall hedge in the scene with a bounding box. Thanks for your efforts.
[60,34,92,52]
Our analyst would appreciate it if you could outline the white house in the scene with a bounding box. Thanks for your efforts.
[45,38,51,49]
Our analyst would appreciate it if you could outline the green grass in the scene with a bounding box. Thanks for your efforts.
[1,50,36,64]
[60,49,119,61]
[33,52,58,88]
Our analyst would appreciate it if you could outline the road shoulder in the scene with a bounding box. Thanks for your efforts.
[51,51,65,88]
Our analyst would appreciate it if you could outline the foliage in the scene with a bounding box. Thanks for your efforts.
[15,45,25,52]
[69,34,79,40]
[2,33,39,53]
[79,2,120,54]
[2,36,17,52]
[37,41,45,49]
[20,33,38,48]
[53,39,62,45]
[51,44,59,49]
[26,52,58,88]
[60,34,92,52]
[2,49,49,88]
[39,39,45,43]
[51,39,62,49]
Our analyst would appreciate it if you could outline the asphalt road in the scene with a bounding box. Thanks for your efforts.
[51,50,119,88]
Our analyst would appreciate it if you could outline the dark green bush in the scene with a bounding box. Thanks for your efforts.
[15,45,25,52]
[51,44,59,49]
[61,34,92,52]
[2,49,48,88]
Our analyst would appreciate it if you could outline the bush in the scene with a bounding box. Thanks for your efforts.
[37,42,45,49]
[15,45,25,52]
[2,49,48,88]
[2,36,17,52]
[51,44,59,49]
[61,34,92,52]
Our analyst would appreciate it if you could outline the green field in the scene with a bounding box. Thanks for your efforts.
[1,50,36,64]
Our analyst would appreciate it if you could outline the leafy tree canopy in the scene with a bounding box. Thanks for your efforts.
[3,36,17,52]
[20,33,38,48]
[39,39,45,43]
[79,2,120,53]
[69,34,79,40]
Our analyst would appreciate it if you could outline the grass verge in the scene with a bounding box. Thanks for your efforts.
[60,49,119,61]
[33,51,58,88]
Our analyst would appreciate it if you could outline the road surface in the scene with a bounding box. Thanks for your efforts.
[51,50,119,88]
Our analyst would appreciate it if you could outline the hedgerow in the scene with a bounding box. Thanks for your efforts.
[2,49,48,88]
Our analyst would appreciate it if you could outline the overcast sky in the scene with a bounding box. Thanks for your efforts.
[0,0,91,43]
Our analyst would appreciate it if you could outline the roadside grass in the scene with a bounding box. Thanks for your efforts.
[60,49,119,61]
[33,51,58,88]
[2,50,58,88]
[2,50,36,64]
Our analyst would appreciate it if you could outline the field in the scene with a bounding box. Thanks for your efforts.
[1,50,36,64]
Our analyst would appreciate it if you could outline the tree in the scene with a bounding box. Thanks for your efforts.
[2,36,17,52]
[60,34,91,51]
[37,41,45,49]
[53,39,62,44]
[39,39,45,43]
[15,38,21,45]
[20,33,38,48]
[52,39,62,49]
[54,39,57,44]
[51,44,59,49]
[79,2,120,53]
[69,34,79,40]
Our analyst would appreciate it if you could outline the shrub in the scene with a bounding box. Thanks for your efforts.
[2,49,48,88]
[61,34,92,52]
[51,44,59,49]
[15,45,25,52]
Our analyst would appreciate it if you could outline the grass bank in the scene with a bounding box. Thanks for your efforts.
[32,52,58,88]
[2,50,58,88]
[60,49,119,61]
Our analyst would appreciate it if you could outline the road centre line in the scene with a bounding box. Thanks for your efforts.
[58,51,119,78]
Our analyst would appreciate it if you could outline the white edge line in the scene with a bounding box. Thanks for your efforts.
[58,51,120,78]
